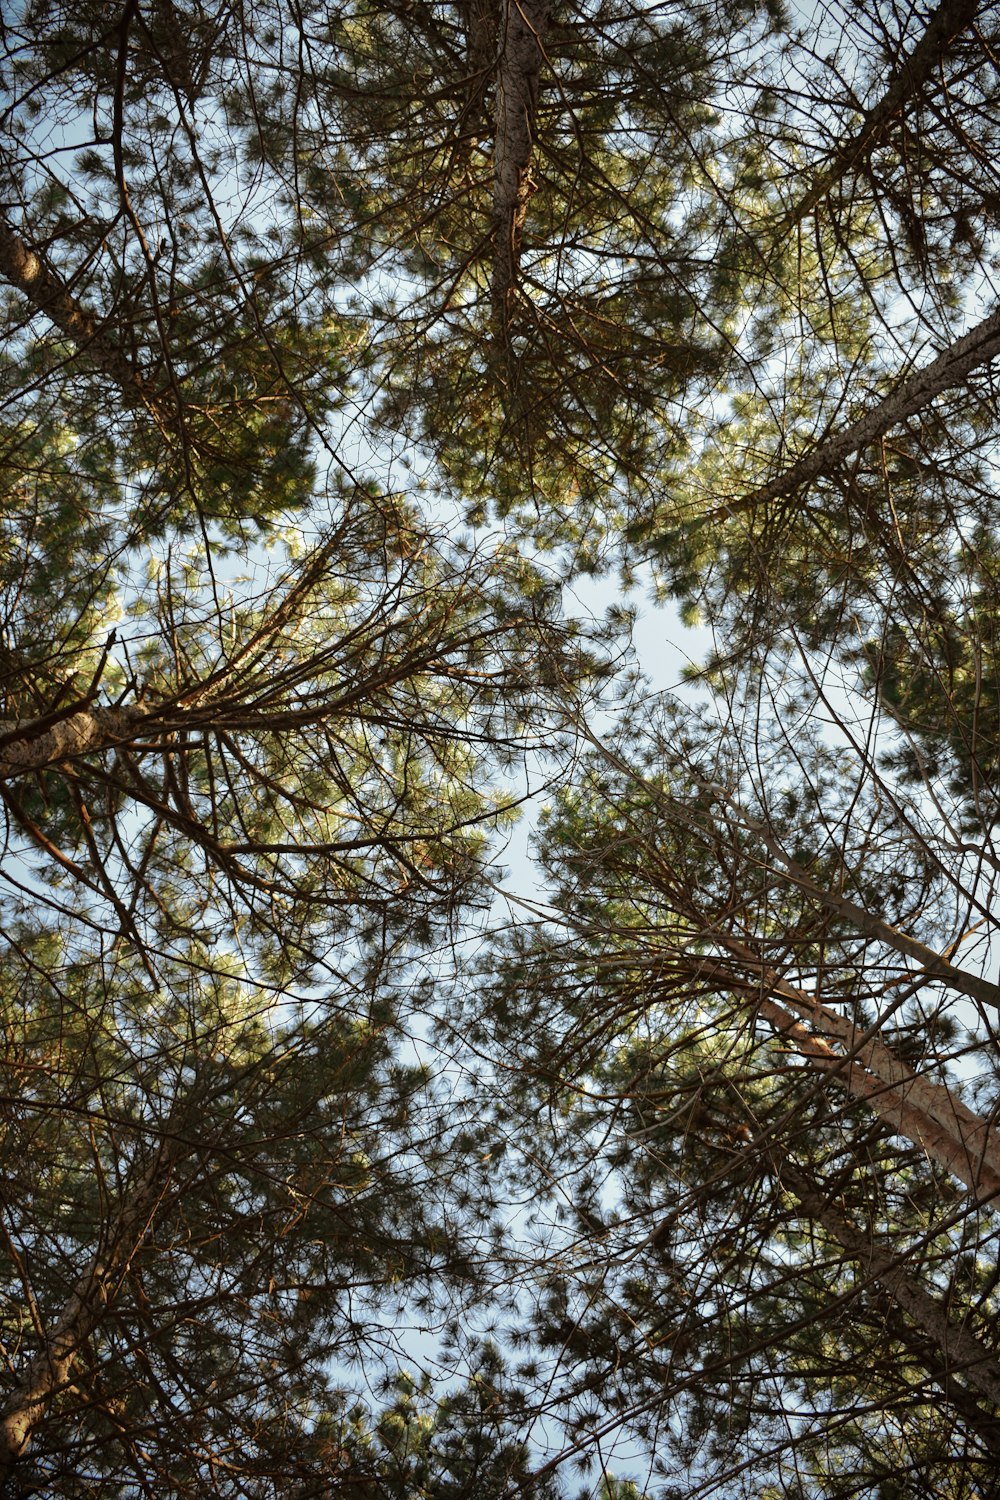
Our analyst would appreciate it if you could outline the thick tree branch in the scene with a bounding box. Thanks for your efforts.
[780,0,981,232]
[694,301,1000,527]
[0,705,142,780]
[0,216,169,418]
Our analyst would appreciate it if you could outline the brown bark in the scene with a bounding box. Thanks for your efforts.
[0,705,142,780]
[686,942,1000,1203]
[0,1145,181,1476]
[0,217,163,417]
[491,0,549,345]
[699,300,1000,527]
[780,0,980,233]
[780,1159,1000,1410]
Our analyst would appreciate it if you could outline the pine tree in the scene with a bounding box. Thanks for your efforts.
[260,0,786,562]
[0,3,600,1490]
[6,0,1000,1493]
[461,696,1000,1496]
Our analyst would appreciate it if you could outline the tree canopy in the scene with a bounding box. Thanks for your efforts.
[2,0,1000,1495]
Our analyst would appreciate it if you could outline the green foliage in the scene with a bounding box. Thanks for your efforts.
[3,0,1000,1494]
[458,693,1000,1496]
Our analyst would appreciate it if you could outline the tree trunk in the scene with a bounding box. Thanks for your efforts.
[780,1157,1000,1411]
[880,1302,1000,1461]
[0,1142,181,1477]
[682,943,1000,1203]
[492,0,549,347]
[719,788,1000,1014]
[462,0,496,138]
